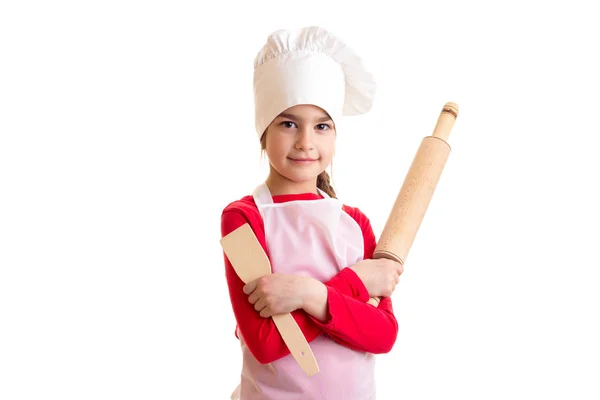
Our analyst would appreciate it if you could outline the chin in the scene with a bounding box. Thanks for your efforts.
[283,170,319,183]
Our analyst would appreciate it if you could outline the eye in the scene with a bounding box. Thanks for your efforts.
[280,121,297,129]
[316,124,332,131]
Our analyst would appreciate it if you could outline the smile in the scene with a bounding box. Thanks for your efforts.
[289,158,318,164]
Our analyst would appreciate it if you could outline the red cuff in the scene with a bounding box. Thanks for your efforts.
[324,267,370,303]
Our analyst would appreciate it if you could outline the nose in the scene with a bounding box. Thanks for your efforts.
[295,127,314,150]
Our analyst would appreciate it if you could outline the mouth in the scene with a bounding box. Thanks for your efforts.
[288,157,318,164]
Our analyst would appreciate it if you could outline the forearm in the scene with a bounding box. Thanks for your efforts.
[299,276,329,322]
[306,282,399,354]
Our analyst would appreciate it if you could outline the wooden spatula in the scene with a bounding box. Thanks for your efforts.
[220,223,319,376]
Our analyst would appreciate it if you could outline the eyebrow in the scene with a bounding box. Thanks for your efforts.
[277,112,333,123]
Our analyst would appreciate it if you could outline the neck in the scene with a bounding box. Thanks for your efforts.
[265,170,318,196]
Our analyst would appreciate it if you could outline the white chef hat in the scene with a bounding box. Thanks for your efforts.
[253,26,376,140]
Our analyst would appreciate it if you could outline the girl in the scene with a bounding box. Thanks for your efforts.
[221,26,403,400]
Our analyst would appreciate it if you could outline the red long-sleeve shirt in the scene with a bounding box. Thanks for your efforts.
[221,192,398,364]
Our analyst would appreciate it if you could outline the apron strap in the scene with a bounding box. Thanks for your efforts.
[252,182,271,221]
[252,182,273,206]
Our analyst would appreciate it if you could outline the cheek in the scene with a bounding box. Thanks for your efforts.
[265,139,288,161]
[319,138,336,160]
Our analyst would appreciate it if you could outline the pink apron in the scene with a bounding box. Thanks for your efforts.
[231,182,376,400]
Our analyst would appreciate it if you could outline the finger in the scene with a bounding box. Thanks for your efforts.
[260,307,271,318]
[243,279,258,295]
[254,298,266,313]
[248,291,259,305]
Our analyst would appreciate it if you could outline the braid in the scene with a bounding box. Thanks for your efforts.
[317,169,337,199]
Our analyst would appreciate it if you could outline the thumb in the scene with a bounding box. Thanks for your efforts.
[396,262,404,275]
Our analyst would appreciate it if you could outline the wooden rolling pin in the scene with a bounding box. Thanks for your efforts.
[368,102,459,306]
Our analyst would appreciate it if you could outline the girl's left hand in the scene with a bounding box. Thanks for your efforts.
[243,273,306,318]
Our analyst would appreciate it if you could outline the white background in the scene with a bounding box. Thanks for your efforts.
[1,0,599,399]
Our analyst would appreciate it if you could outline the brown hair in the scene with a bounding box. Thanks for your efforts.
[260,132,337,199]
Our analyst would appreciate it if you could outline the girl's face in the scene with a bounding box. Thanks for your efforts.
[264,104,336,193]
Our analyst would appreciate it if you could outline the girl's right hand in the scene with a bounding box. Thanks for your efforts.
[349,258,404,298]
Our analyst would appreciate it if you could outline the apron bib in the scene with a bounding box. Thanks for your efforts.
[231,182,376,400]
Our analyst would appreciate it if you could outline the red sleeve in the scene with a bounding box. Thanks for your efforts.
[311,206,399,353]
[311,286,398,353]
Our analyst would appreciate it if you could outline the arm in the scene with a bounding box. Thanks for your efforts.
[302,278,398,354]
[221,208,322,364]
